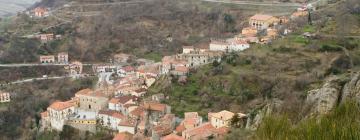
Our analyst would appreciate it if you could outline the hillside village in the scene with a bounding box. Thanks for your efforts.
[1,0,360,139]
[34,8,311,139]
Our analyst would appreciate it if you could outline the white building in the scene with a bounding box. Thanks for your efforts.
[0,91,10,103]
[118,119,137,134]
[209,39,250,52]
[46,100,76,131]
[98,110,125,130]
[108,96,137,116]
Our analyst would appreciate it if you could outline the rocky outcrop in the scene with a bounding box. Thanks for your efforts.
[305,76,342,115]
[245,99,283,130]
[341,72,360,104]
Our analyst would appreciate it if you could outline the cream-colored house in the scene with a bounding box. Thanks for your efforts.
[208,110,246,128]
[249,14,278,30]
[0,91,10,103]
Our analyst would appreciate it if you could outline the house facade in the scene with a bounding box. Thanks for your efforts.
[0,91,10,103]
[210,39,250,53]
[34,7,49,17]
[45,100,76,131]
[249,14,278,30]
[57,52,69,64]
[75,89,109,112]
[69,61,83,75]
[40,55,55,64]
[98,110,125,130]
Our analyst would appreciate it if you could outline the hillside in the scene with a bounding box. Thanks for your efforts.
[147,0,360,138]
[0,0,359,139]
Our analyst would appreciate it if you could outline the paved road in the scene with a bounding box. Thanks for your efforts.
[9,76,67,84]
[0,63,94,67]
[201,0,302,7]
[69,0,152,7]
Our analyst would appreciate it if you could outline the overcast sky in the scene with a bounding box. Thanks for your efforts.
[0,0,40,17]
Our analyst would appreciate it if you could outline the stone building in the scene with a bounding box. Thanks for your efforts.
[41,100,76,131]
[176,50,222,67]
[75,89,109,112]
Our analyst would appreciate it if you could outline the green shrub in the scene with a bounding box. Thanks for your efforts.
[319,44,342,52]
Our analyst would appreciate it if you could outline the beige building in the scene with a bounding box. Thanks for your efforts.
[176,50,222,67]
[57,52,69,64]
[0,91,10,103]
[69,61,83,75]
[241,27,258,37]
[208,110,246,128]
[249,14,278,30]
[39,34,54,42]
[40,55,55,64]
[75,89,109,112]
[34,7,49,17]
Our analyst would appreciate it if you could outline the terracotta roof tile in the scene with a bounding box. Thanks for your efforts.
[250,14,274,21]
[143,102,167,112]
[41,111,48,118]
[161,134,185,140]
[113,132,133,140]
[99,110,126,120]
[48,100,74,111]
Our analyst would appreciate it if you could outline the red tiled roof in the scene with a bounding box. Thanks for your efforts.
[109,96,136,104]
[75,89,107,98]
[41,111,48,118]
[123,66,135,72]
[118,119,136,127]
[143,102,167,112]
[130,106,145,117]
[161,134,185,140]
[174,66,189,73]
[99,110,126,120]
[113,132,133,140]
[48,100,74,111]
[250,14,274,21]
[176,124,186,133]
[183,123,215,137]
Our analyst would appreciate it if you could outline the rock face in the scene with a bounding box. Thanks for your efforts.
[341,72,360,104]
[245,99,283,130]
[305,76,342,115]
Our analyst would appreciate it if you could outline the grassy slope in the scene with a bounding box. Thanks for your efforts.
[148,3,360,118]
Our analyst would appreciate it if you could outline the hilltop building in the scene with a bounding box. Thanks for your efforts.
[249,14,278,30]
[57,52,69,64]
[75,89,109,112]
[34,7,49,17]
[40,55,55,64]
[0,91,10,103]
